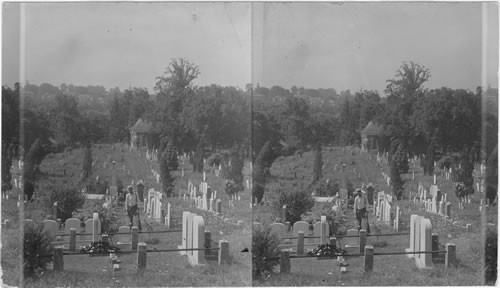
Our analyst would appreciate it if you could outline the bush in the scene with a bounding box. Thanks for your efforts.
[206,153,223,167]
[271,186,315,225]
[43,185,85,222]
[252,228,280,278]
[225,179,244,196]
[23,222,53,277]
[437,155,453,170]
[485,227,497,284]
[227,145,244,187]
[72,200,119,233]
[302,202,346,236]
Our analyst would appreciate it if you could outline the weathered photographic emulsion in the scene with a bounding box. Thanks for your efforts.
[1,2,498,287]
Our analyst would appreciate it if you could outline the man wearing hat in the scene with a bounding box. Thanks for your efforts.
[353,188,370,233]
[125,185,141,230]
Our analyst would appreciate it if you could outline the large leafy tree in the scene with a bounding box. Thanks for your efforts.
[153,58,200,149]
[49,93,85,146]
[383,61,430,151]
[23,138,47,200]
[280,96,311,149]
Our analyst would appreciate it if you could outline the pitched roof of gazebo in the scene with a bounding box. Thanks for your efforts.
[361,121,383,136]
[130,118,152,133]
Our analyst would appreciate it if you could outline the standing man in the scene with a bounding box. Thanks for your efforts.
[353,188,370,233]
[125,185,142,230]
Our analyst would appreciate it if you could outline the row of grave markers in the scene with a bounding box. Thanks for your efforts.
[183,179,224,214]
[21,214,102,247]
[413,183,452,217]
[253,216,330,252]
[144,188,163,222]
[374,191,402,232]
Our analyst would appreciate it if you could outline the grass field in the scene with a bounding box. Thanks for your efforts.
[1,143,251,287]
[253,145,497,286]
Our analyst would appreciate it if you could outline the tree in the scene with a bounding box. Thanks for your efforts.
[390,158,404,200]
[312,143,323,182]
[252,141,273,203]
[271,186,315,225]
[82,141,92,180]
[390,141,407,200]
[227,145,244,188]
[252,112,281,162]
[23,138,47,200]
[281,96,311,149]
[192,136,205,173]
[383,61,430,152]
[153,58,200,150]
[164,140,178,171]
[424,138,436,176]
[339,98,359,145]
[43,185,85,222]
[49,93,84,146]
[160,150,174,197]
[452,146,475,199]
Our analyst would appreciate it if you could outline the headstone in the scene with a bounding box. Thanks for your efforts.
[180,212,191,254]
[270,223,286,239]
[216,199,222,214]
[292,221,309,237]
[406,214,418,258]
[416,218,433,269]
[188,215,206,266]
[64,218,81,241]
[117,226,131,245]
[313,219,329,245]
[432,196,437,214]
[42,220,58,242]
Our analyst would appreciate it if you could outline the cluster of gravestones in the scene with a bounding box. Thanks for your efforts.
[145,148,159,162]
[144,188,163,222]
[18,214,102,251]
[183,177,225,214]
[412,183,452,218]
[253,216,330,256]
[374,191,402,231]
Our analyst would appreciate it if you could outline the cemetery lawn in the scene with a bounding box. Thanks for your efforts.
[1,143,251,287]
[254,146,495,286]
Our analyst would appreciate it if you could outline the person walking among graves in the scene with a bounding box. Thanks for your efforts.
[353,188,370,233]
[125,185,142,230]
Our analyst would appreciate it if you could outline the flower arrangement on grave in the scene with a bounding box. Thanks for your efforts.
[80,241,120,255]
[307,242,347,257]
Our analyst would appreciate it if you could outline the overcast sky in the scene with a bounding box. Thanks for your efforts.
[2,2,498,94]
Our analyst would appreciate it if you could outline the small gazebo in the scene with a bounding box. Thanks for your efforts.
[360,121,383,151]
[129,118,152,149]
